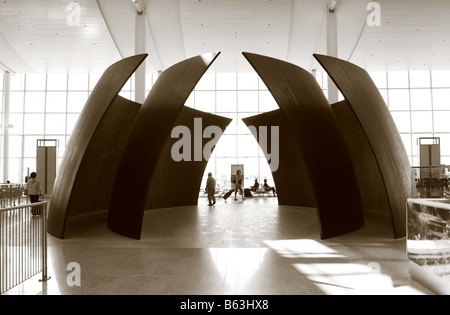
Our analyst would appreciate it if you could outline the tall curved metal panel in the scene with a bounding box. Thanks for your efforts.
[331,100,390,215]
[47,54,147,239]
[242,110,316,207]
[145,107,231,210]
[314,54,410,238]
[108,52,221,239]
[243,52,364,239]
[62,96,141,237]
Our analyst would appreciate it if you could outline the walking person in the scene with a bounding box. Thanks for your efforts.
[27,172,42,215]
[27,172,41,203]
[234,169,245,201]
[206,172,216,206]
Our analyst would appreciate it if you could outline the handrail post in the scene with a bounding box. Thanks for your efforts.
[39,202,50,282]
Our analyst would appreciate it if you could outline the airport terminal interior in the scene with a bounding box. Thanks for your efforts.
[1,0,450,295]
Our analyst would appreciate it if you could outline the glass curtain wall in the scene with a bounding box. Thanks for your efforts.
[1,69,450,188]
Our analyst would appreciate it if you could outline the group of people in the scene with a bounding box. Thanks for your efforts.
[205,170,277,206]
[250,178,277,196]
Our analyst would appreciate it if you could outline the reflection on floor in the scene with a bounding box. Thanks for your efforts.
[3,197,435,295]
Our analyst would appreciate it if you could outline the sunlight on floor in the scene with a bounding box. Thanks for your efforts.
[264,238,429,295]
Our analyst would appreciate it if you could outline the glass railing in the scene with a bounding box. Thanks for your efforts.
[411,165,450,199]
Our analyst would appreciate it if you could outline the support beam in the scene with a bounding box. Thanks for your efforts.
[2,72,10,182]
[135,12,146,103]
[326,7,339,104]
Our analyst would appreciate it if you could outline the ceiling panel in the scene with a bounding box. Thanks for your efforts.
[0,0,450,74]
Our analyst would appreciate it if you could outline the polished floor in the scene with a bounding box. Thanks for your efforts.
[4,196,435,295]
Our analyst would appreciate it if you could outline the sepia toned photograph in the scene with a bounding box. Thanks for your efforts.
[1,0,449,301]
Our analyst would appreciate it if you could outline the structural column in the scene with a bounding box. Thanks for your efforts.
[2,71,10,182]
[135,11,146,104]
[326,4,339,104]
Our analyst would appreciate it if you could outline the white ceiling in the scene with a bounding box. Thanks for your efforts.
[0,0,450,74]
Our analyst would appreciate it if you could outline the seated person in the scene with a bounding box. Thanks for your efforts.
[250,178,260,191]
[263,179,277,196]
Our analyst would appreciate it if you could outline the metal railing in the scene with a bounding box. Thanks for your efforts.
[0,184,27,208]
[0,201,50,294]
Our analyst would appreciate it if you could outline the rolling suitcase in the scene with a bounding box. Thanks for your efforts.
[223,188,235,201]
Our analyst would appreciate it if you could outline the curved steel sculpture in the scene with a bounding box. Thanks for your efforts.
[331,100,391,215]
[242,110,316,208]
[47,54,147,239]
[108,52,221,239]
[242,52,364,239]
[145,106,231,210]
[314,54,410,238]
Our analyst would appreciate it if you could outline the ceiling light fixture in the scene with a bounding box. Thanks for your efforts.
[132,0,144,13]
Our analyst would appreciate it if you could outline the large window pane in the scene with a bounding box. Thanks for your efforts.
[433,111,450,132]
[47,74,67,90]
[369,71,387,88]
[431,70,450,88]
[45,114,66,134]
[432,89,450,110]
[238,73,258,90]
[196,73,215,90]
[66,114,80,134]
[89,73,102,90]
[185,92,195,108]
[215,135,237,157]
[379,89,388,106]
[390,112,410,132]
[237,114,254,134]
[8,158,21,183]
[220,115,237,135]
[259,90,278,112]
[216,91,237,112]
[411,111,433,133]
[217,73,236,90]
[46,92,67,112]
[9,113,23,135]
[410,89,431,110]
[194,91,215,112]
[10,74,24,91]
[437,134,450,156]
[388,71,409,88]
[10,92,24,112]
[67,91,88,112]
[23,136,41,158]
[25,74,46,90]
[23,114,45,134]
[238,91,258,112]
[388,89,409,110]
[399,133,412,156]
[9,136,22,157]
[409,71,431,88]
[68,74,89,90]
[24,92,45,112]
[237,135,259,157]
